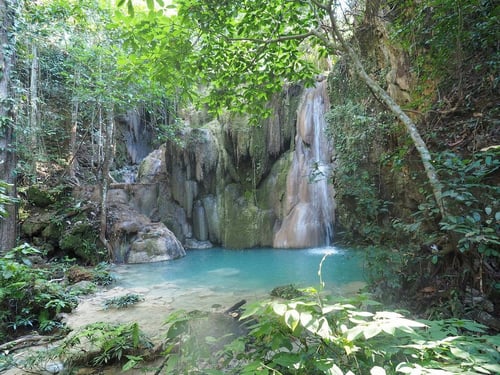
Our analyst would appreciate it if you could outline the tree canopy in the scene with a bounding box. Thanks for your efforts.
[118,0,451,215]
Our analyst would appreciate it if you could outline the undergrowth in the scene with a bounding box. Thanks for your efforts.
[156,287,500,374]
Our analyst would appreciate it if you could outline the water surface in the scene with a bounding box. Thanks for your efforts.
[113,246,364,297]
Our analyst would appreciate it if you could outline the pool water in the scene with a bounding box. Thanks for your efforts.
[112,246,365,296]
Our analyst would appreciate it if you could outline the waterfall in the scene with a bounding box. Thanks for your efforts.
[273,80,335,248]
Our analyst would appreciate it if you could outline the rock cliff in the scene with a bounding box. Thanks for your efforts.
[130,81,336,249]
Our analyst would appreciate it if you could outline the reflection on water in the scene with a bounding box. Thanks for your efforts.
[113,246,365,296]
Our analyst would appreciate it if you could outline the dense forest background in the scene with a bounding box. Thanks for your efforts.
[0,0,499,373]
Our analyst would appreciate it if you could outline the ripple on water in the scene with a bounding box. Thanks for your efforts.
[207,267,241,276]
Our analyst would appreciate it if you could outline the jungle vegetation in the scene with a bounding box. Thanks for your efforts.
[0,0,499,373]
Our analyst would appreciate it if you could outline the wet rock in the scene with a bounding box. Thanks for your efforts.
[44,362,64,374]
[128,223,185,263]
[109,203,185,264]
[184,238,213,249]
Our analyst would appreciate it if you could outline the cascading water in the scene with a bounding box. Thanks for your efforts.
[273,80,335,248]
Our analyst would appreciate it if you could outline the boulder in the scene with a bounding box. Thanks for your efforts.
[127,223,185,263]
[109,202,185,264]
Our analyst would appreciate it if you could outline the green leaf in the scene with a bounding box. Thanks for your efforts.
[326,364,345,375]
[299,311,313,328]
[273,352,301,368]
[284,309,300,332]
[450,346,471,360]
[240,302,263,320]
[127,0,134,16]
[370,366,386,375]
[272,302,287,316]
[363,324,383,339]
[323,304,355,314]
[345,325,364,341]
[122,355,143,371]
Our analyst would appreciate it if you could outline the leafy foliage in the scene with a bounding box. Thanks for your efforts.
[437,150,500,257]
[0,180,17,218]
[390,0,499,108]
[0,244,77,341]
[116,0,325,123]
[162,306,261,374]
[9,322,153,373]
[325,97,397,244]
[60,322,153,368]
[383,149,500,315]
[103,293,144,310]
[158,292,500,374]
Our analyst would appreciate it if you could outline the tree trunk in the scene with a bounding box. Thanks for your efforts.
[99,107,114,260]
[0,0,18,253]
[67,86,80,183]
[29,43,39,155]
[323,4,446,218]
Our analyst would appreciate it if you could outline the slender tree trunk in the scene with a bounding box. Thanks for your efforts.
[99,107,114,260]
[68,87,80,183]
[0,0,18,252]
[29,43,39,154]
[319,2,446,218]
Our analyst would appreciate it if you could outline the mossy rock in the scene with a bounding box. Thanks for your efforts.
[41,221,63,240]
[220,184,274,248]
[59,223,102,264]
[270,284,304,299]
[21,211,53,236]
[67,265,94,283]
[26,186,56,207]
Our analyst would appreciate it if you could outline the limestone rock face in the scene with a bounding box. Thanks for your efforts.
[155,85,303,249]
[131,82,336,249]
[108,194,185,264]
[104,81,335,251]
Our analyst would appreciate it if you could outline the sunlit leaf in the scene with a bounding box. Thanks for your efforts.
[370,366,386,375]
[284,309,300,331]
[326,364,344,375]
[299,311,313,328]
[363,324,382,339]
[273,303,287,316]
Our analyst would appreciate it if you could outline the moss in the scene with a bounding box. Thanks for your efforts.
[270,284,304,299]
[26,186,56,207]
[257,152,292,212]
[59,223,103,264]
[41,222,63,240]
[220,184,274,248]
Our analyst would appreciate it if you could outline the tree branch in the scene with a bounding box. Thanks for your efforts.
[228,31,316,45]
[322,4,446,218]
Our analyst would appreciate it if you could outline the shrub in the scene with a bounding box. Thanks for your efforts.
[0,244,77,341]
[161,291,500,374]
[102,293,144,310]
